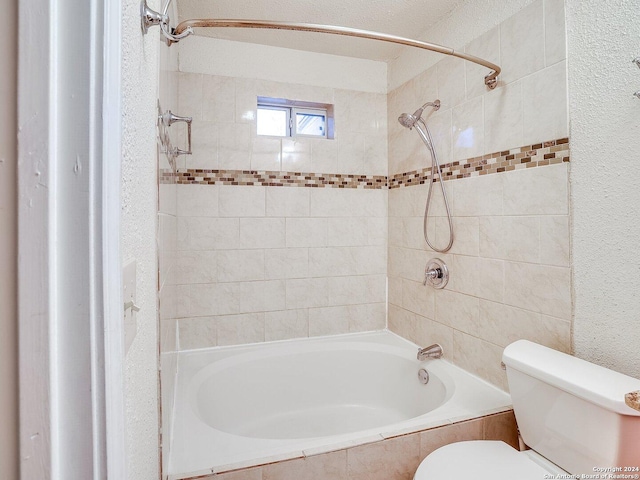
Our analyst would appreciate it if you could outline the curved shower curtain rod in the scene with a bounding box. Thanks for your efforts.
[141,0,501,89]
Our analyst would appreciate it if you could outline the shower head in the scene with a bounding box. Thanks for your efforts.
[398,99,441,129]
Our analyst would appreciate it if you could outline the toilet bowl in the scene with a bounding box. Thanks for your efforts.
[413,340,640,479]
[413,441,566,480]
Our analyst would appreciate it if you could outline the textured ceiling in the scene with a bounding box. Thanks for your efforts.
[175,0,467,62]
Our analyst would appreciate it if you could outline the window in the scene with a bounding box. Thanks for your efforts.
[257,97,333,139]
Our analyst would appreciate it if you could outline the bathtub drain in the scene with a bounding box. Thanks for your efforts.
[418,368,430,385]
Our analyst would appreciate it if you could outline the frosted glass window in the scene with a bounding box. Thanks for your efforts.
[257,106,289,137]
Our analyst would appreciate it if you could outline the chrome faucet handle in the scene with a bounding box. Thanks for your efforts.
[423,258,449,289]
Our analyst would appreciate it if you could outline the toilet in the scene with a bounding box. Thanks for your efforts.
[414,340,640,479]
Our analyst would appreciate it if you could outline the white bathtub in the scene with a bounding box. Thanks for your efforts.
[167,331,512,479]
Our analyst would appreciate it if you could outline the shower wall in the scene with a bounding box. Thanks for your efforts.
[387,0,571,390]
[170,38,388,349]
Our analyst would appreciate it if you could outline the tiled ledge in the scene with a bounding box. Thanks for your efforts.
[160,137,569,190]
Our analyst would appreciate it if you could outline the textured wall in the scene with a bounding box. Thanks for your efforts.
[121,0,161,478]
[567,0,640,378]
[0,0,18,477]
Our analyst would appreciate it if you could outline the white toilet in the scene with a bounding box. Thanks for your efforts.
[414,340,640,479]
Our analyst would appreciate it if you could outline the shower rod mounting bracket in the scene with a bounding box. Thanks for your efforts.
[140,0,194,44]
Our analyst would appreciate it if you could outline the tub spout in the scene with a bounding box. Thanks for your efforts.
[417,344,443,361]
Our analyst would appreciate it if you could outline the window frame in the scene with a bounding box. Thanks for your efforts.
[256,96,334,140]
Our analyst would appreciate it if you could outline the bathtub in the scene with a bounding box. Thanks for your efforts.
[167,331,512,479]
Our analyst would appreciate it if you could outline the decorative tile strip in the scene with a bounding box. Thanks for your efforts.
[388,137,570,189]
[160,168,388,189]
[159,138,569,190]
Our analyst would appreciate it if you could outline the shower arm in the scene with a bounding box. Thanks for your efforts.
[140,0,501,89]
[172,19,500,89]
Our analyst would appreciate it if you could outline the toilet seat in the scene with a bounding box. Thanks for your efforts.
[413,441,566,480]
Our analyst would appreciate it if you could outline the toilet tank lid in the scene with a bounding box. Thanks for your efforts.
[503,340,640,417]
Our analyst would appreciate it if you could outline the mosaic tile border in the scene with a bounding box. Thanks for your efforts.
[389,137,570,189]
[161,169,387,189]
[160,138,569,189]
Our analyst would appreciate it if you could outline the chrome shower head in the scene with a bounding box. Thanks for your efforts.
[398,112,419,129]
[398,100,441,129]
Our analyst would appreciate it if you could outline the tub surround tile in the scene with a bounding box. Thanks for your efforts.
[543,0,567,66]
[625,391,640,412]
[452,331,507,391]
[419,418,484,458]
[346,433,421,480]
[264,309,309,341]
[178,317,217,350]
[499,0,545,85]
[216,313,265,346]
[302,435,384,458]
[483,411,520,450]
[504,261,571,320]
[263,451,347,480]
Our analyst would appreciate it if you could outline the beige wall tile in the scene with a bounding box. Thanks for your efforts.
[434,289,479,336]
[465,26,501,99]
[189,121,220,170]
[522,61,568,146]
[419,419,483,458]
[218,185,265,218]
[476,257,505,303]
[239,218,286,249]
[483,411,519,450]
[437,57,466,110]
[263,451,347,480]
[265,248,309,280]
[478,299,570,352]
[178,317,217,350]
[402,279,436,320]
[308,305,352,337]
[350,303,386,332]
[452,96,485,161]
[503,163,568,216]
[499,0,545,84]
[540,215,570,267]
[347,434,420,480]
[216,467,262,480]
[217,313,265,346]
[504,261,571,319]
[217,249,265,282]
[251,137,281,171]
[453,330,507,390]
[266,187,310,217]
[484,81,523,154]
[178,217,240,250]
[174,250,217,285]
[218,123,252,170]
[286,218,328,247]
[265,309,309,341]
[282,138,313,172]
[202,75,236,123]
[414,314,454,360]
[544,0,567,66]
[177,184,219,217]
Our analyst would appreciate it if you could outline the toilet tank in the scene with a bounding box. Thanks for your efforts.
[503,341,640,474]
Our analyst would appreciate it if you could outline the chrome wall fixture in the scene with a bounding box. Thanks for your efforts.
[140,0,501,89]
[157,105,192,160]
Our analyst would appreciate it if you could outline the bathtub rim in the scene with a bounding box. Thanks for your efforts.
[166,330,513,479]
